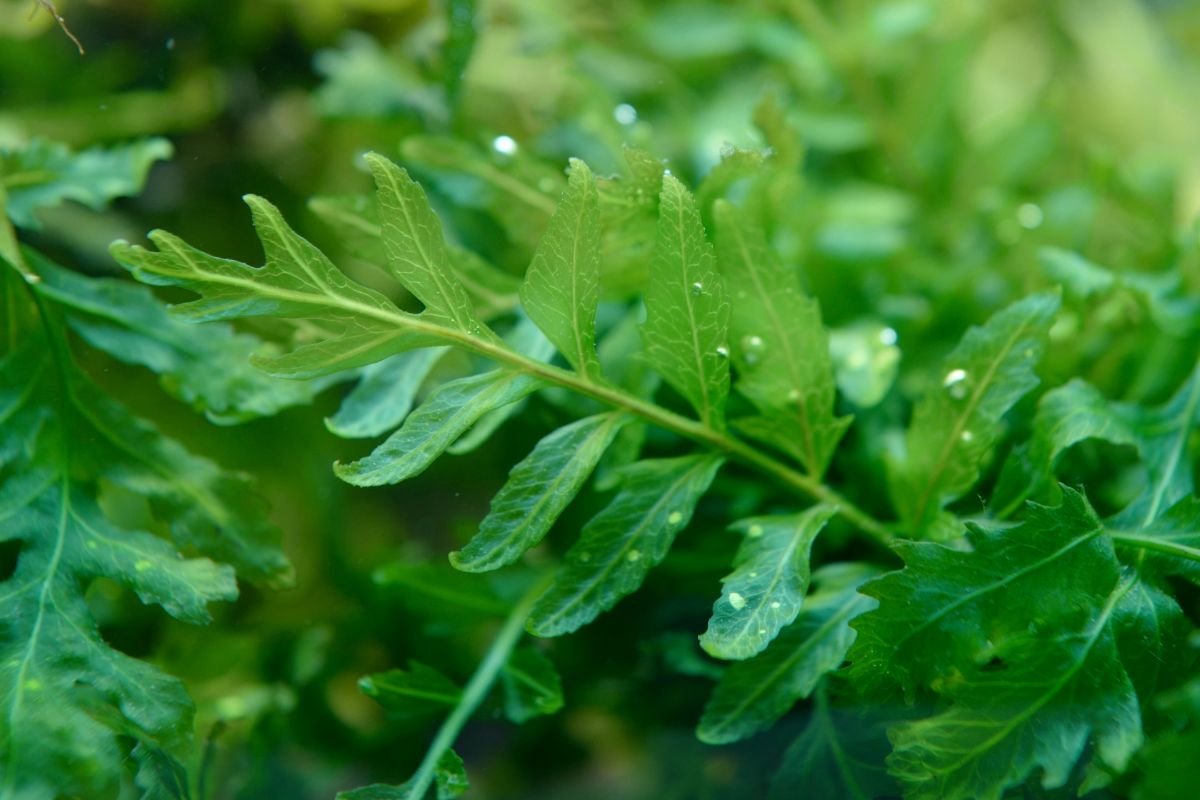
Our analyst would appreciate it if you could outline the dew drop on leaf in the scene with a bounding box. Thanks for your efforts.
[691,281,704,296]
[667,511,684,525]
[626,549,642,562]
[728,592,747,610]
[741,335,765,365]
[879,327,898,346]
[943,368,969,399]
[746,524,764,538]
[492,135,518,156]
[715,345,729,359]
[613,103,638,125]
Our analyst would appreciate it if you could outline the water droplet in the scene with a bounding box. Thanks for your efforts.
[613,103,638,125]
[667,511,684,525]
[663,168,673,176]
[770,601,781,609]
[879,327,898,346]
[741,335,765,365]
[135,559,153,572]
[1017,203,1043,230]
[749,571,758,578]
[787,389,801,402]
[715,345,730,359]
[960,430,974,442]
[728,592,747,610]
[943,368,969,399]
[691,281,704,296]
[757,628,767,635]
[747,524,764,538]
[626,549,642,562]
[492,135,518,156]
[165,37,176,50]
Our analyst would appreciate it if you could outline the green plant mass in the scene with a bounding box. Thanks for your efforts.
[4,1,1200,798]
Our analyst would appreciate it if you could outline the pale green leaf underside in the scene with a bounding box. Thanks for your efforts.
[326,348,448,439]
[335,369,542,487]
[527,454,724,637]
[451,412,629,572]
[700,505,836,660]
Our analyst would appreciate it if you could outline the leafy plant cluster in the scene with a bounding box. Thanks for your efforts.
[4,1,1200,799]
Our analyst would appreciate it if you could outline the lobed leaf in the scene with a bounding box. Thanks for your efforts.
[500,646,564,723]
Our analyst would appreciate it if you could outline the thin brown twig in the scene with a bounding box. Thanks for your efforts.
[30,0,84,55]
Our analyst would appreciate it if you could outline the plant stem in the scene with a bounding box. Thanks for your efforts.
[120,244,894,545]
[1109,532,1200,564]
[400,573,553,800]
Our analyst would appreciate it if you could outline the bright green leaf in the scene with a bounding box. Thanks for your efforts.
[699,506,836,660]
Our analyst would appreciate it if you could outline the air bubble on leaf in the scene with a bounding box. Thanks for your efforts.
[715,345,729,359]
[879,327,898,346]
[626,549,642,562]
[943,368,969,399]
[728,592,747,610]
[960,430,974,442]
[691,281,704,296]
[667,511,684,525]
[747,524,764,538]
[614,103,638,125]
[770,601,781,609]
[741,335,765,365]
[749,571,758,578]
[757,628,767,635]
[492,135,518,156]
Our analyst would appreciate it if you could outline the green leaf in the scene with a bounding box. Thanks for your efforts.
[641,174,730,428]
[308,193,520,319]
[500,646,564,723]
[848,489,1168,799]
[888,291,1060,538]
[527,454,724,637]
[337,749,468,800]
[451,412,629,572]
[0,330,253,798]
[828,322,901,409]
[714,199,848,474]
[334,369,543,487]
[366,153,488,334]
[696,564,876,744]
[1,137,172,229]
[326,348,448,438]
[359,663,462,723]
[886,572,1144,800]
[849,487,1115,700]
[699,506,836,660]
[520,158,603,379]
[28,248,325,423]
[1027,366,1200,529]
[768,690,897,800]
[111,194,441,378]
